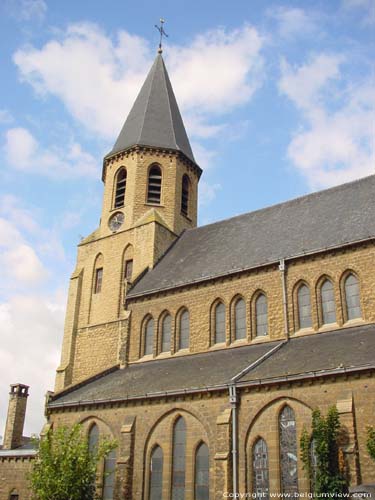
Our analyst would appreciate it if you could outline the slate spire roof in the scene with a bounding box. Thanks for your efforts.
[106,54,195,163]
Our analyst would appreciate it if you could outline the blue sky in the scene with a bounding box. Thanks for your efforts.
[0,0,374,438]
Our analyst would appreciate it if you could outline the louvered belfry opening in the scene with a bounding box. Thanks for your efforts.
[114,168,127,208]
[147,165,162,204]
[181,175,189,216]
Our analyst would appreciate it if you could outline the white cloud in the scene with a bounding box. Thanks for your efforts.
[13,23,264,141]
[267,6,318,39]
[5,0,47,22]
[199,180,221,207]
[279,54,374,188]
[0,109,13,124]
[342,0,375,24]
[4,127,99,179]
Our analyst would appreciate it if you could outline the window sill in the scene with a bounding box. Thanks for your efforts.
[181,212,192,222]
[318,322,339,333]
[209,342,226,350]
[251,335,270,343]
[157,351,171,359]
[343,317,365,327]
[145,202,164,208]
[173,348,190,355]
[231,338,248,346]
[293,327,316,337]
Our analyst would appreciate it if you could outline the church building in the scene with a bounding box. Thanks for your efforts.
[1,48,375,500]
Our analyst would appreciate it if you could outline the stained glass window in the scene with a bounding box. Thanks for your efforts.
[297,285,312,329]
[195,442,209,500]
[149,446,163,500]
[234,299,246,340]
[252,438,269,500]
[161,314,171,353]
[279,406,298,494]
[345,274,361,320]
[179,310,190,350]
[215,302,226,343]
[145,318,154,355]
[256,294,268,336]
[103,449,116,499]
[172,417,186,500]
[321,280,336,324]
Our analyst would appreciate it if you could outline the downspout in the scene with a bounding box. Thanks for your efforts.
[229,384,238,497]
[279,258,289,340]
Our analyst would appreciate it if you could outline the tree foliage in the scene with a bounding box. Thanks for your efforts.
[29,424,117,500]
[300,406,348,497]
[367,426,375,462]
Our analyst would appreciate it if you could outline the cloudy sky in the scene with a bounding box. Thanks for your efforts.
[0,0,373,440]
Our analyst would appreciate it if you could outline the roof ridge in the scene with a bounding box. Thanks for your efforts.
[161,56,177,149]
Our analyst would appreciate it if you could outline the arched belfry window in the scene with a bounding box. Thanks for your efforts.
[114,168,127,208]
[279,406,298,494]
[172,417,186,499]
[144,317,154,356]
[181,174,190,216]
[252,438,269,500]
[234,298,246,340]
[149,446,163,500]
[179,309,190,350]
[344,274,361,320]
[255,294,268,337]
[214,302,226,344]
[147,165,162,205]
[195,442,209,500]
[297,284,312,329]
[321,279,336,324]
[161,314,171,353]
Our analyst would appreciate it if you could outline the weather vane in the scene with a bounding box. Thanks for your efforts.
[155,18,168,53]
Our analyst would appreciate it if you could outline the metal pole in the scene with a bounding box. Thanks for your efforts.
[229,384,238,496]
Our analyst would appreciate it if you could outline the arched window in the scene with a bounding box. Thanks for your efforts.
[93,254,104,294]
[149,446,163,500]
[103,449,116,500]
[181,175,190,216]
[252,438,269,500]
[172,417,186,499]
[195,442,209,500]
[161,314,171,353]
[255,294,268,337]
[88,423,99,454]
[144,318,154,356]
[9,491,19,500]
[114,168,127,208]
[179,310,190,350]
[279,406,298,494]
[344,274,361,320]
[321,279,336,324]
[147,165,162,204]
[234,298,246,340]
[297,284,312,329]
[214,302,226,344]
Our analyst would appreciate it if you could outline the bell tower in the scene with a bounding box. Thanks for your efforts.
[55,51,201,391]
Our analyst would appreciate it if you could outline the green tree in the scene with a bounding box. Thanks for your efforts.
[29,424,117,500]
[300,406,348,497]
[367,426,375,461]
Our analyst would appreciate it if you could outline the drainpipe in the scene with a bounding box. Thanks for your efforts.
[229,384,238,497]
[279,258,289,340]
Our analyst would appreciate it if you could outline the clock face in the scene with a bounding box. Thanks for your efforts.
[108,212,124,232]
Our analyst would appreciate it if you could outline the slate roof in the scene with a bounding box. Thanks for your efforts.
[49,324,375,408]
[106,54,195,163]
[128,175,375,298]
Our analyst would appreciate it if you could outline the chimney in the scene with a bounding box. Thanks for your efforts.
[3,384,29,449]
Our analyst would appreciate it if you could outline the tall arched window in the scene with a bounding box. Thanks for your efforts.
[181,175,190,216]
[234,298,246,340]
[255,294,268,337]
[149,446,163,500]
[161,314,171,353]
[88,423,99,454]
[172,417,186,499]
[114,168,127,208]
[93,254,104,295]
[344,274,361,320]
[103,449,116,500]
[215,302,226,344]
[279,406,298,494]
[179,310,190,350]
[147,165,162,204]
[195,442,209,500]
[144,318,154,356]
[321,279,336,324]
[297,284,312,329]
[252,438,269,500]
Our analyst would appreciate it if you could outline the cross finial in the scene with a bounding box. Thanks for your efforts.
[155,18,168,54]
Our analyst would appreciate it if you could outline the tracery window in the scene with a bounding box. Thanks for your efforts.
[279,406,298,494]
[149,446,163,500]
[161,314,171,353]
[114,168,127,208]
[103,449,116,500]
[234,298,246,340]
[181,174,190,216]
[255,294,268,337]
[321,279,336,324]
[147,165,162,204]
[195,442,209,500]
[344,274,361,320]
[297,284,312,329]
[172,417,186,500]
[179,310,190,350]
[144,318,154,356]
[252,438,269,500]
[214,302,226,344]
